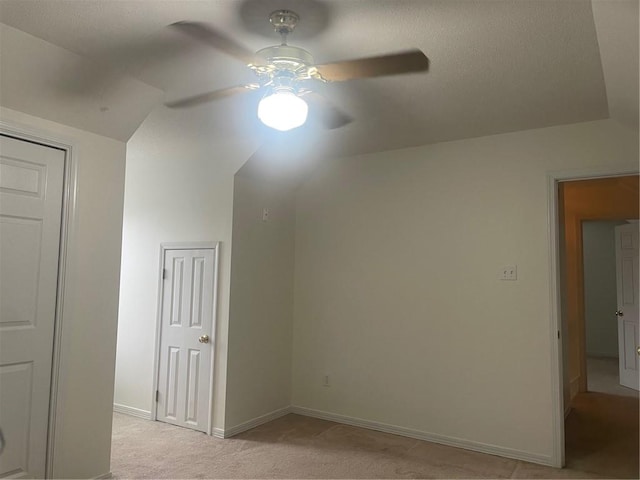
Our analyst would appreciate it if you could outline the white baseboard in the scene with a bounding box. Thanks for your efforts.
[222,406,292,438]
[569,377,580,398]
[113,403,152,420]
[291,405,553,467]
[113,399,552,467]
[564,405,572,419]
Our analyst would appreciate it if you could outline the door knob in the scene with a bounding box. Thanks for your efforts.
[198,334,210,344]
[615,310,624,317]
[637,346,640,356]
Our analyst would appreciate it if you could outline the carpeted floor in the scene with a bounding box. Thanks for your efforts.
[111,393,638,479]
[109,414,573,479]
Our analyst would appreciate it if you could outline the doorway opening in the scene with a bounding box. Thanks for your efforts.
[582,220,639,398]
[558,175,639,478]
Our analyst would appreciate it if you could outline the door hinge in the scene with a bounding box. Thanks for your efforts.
[557,330,560,339]
[155,390,159,402]
[162,269,167,280]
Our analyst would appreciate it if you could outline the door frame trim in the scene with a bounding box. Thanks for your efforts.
[0,119,78,479]
[547,166,639,468]
[151,242,220,436]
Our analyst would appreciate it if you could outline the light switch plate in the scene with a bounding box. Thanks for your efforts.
[499,265,517,280]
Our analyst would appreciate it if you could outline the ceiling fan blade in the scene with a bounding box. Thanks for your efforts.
[304,92,353,129]
[165,84,259,108]
[315,49,429,82]
[170,21,258,65]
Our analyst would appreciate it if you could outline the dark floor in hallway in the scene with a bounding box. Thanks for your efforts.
[565,392,639,479]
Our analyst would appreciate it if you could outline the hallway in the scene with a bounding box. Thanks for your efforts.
[587,357,639,399]
[565,392,639,478]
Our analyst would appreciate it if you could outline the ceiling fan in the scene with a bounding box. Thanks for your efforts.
[165,10,429,131]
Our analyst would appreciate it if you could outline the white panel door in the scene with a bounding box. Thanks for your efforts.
[0,135,65,478]
[615,223,639,391]
[157,248,216,432]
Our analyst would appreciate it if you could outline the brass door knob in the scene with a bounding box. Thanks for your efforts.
[198,334,210,344]
[637,346,640,356]
[615,310,624,317]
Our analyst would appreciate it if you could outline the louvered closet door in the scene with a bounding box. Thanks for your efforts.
[156,248,215,432]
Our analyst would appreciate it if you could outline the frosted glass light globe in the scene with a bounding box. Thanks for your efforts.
[257,91,308,131]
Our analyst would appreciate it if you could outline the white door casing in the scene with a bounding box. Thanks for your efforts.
[0,135,65,478]
[615,223,639,391]
[156,247,217,432]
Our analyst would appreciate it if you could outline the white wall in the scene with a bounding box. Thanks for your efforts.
[583,220,627,358]
[0,107,126,479]
[225,175,296,429]
[292,119,638,463]
[114,108,257,429]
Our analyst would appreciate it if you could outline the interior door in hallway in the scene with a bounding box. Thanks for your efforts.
[615,223,639,391]
[156,247,217,432]
[0,134,65,477]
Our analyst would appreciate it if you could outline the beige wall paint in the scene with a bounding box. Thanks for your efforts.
[292,119,638,462]
[115,108,258,429]
[0,107,125,478]
[226,175,296,428]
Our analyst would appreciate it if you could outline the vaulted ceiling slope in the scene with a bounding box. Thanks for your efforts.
[591,0,639,129]
[0,0,637,153]
[0,23,163,142]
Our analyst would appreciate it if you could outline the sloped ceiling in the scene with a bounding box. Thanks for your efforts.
[591,0,639,129]
[0,24,163,142]
[0,0,635,158]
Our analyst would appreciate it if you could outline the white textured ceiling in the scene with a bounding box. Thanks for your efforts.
[0,0,633,159]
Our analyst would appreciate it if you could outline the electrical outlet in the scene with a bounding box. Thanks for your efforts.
[499,265,517,281]
[323,374,330,387]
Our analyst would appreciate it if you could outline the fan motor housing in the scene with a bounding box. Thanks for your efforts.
[255,45,314,68]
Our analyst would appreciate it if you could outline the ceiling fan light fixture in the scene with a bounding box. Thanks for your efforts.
[257,89,308,131]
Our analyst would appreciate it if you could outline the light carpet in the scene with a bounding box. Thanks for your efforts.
[110,405,633,479]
